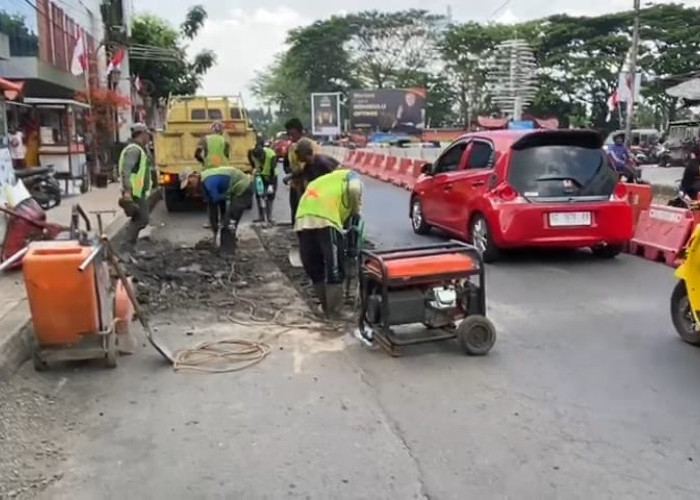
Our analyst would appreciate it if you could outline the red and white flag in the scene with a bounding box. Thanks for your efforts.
[606,89,619,122]
[71,32,88,76]
[105,48,125,78]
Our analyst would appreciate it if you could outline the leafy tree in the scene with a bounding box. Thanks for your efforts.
[251,53,310,129]
[345,10,445,88]
[130,6,215,103]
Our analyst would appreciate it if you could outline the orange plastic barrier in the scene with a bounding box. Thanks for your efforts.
[622,183,653,229]
[343,150,357,168]
[403,160,425,191]
[378,156,398,182]
[366,154,386,178]
[393,158,413,187]
[348,151,364,171]
[357,152,375,175]
[628,205,695,266]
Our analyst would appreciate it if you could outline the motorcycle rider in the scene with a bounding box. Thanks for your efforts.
[680,149,700,201]
[607,132,638,180]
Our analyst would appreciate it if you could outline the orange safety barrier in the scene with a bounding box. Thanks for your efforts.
[622,183,653,229]
[349,151,365,171]
[357,152,375,175]
[403,160,425,191]
[343,149,357,168]
[627,205,695,266]
[393,158,413,187]
[366,154,386,178]
[378,156,398,182]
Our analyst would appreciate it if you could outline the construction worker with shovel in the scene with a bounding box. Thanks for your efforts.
[118,123,152,246]
[180,166,253,250]
[294,168,363,319]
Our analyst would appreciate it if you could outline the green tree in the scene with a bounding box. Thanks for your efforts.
[130,6,215,103]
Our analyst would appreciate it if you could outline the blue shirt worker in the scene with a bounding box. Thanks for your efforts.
[180,166,253,245]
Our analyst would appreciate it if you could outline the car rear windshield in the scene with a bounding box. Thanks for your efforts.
[508,145,616,200]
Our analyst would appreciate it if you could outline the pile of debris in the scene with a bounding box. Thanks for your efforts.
[124,238,264,313]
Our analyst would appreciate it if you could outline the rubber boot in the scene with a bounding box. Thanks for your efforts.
[265,198,274,224]
[253,203,265,223]
[313,284,327,315]
[324,284,346,320]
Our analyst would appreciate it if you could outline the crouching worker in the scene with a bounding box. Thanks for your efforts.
[251,145,278,223]
[295,169,362,319]
[118,123,152,246]
[182,166,253,249]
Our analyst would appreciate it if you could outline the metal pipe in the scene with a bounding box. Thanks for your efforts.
[624,0,641,148]
[0,246,29,272]
[78,245,102,272]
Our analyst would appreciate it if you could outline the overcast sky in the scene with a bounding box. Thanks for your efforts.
[133,0,700,107]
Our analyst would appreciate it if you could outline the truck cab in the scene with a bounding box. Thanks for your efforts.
[155,95,256,211]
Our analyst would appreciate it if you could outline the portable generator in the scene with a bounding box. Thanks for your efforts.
[358,241,496,357]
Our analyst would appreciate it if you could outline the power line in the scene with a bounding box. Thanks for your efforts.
[488,0,512,21]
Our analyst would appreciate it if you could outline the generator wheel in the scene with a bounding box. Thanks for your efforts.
[457,315,496,356]
[32,351,49,372]
[105,332,118,368]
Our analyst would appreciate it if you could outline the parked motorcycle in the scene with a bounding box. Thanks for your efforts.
[14,166,62,210]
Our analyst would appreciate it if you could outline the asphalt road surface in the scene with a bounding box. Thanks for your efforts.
[33,171,700,499]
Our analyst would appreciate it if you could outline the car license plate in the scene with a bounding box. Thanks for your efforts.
[549,212,591,227]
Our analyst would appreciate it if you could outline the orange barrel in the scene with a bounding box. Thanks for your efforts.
[22,241,101,346]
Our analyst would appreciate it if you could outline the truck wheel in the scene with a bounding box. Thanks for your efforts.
[671,280,700,346]
[457,315,496,356]
[164,188,186,212]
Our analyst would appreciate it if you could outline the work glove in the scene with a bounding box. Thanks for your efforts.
[118,196,140,217]
[266,185,274,195]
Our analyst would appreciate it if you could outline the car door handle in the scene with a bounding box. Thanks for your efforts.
[444,184,453,191]
[471,181,485,187]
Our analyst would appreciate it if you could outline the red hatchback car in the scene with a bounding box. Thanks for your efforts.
[409,129,634,262]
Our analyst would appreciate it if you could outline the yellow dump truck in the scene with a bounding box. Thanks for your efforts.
[154,95,257,211]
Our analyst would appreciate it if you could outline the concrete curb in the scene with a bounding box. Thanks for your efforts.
[0,188,162,380]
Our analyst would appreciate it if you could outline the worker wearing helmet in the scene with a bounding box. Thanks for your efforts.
[180,166,253,246]
[295,169,363,319]
[195,121,230,170]
[118,123,152,245]
[250,144,278,223]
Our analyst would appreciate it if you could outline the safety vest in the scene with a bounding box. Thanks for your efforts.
[118,143,150,198]
[204,134,227,169]
[254,147,276,178]
[201,166,251,197]
[295,169,352,231]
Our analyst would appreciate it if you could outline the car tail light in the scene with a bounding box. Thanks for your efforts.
[612,182,627,200]
[493,184,519,202]
[159,173,175,185]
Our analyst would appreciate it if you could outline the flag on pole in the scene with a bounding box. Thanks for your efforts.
[105,48,125,78]
[606,89,619,122]
[71,32,88,76]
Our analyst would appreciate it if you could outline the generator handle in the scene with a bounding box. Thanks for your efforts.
[0,246,29,272]
[78,244,103,272]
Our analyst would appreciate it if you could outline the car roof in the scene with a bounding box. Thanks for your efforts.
[452,128,604,150]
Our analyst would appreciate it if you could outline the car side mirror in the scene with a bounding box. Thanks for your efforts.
[421,163,432,175]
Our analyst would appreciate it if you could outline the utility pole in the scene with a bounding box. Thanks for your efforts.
[624,0,641,147]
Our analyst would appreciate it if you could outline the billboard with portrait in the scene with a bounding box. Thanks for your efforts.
[349,88,426,133]
[311,93,341,136]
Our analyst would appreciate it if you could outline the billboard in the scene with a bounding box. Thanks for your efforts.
[349,88,426,133]
[311,93,341,136]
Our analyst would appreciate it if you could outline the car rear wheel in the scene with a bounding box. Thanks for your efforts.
[591,244,623,259]
[671,280,700,346]
[411,197,431,235]
[469,215,500,263]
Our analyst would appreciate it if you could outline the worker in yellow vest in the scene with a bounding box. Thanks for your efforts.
[195,121,230,170]
[118,123,152,246]
[250,145,278,223]
[295,169,362,318]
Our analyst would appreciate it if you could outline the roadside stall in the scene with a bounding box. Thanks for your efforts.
[24,97,91,194]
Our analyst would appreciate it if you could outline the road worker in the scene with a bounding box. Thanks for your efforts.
[250,144,278,223]
[295,168,363,319]
[282,118,320,224]
[180,166,253,248]
[293,138,339,184]
[118,123,152,246]
[195,121,230,171]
